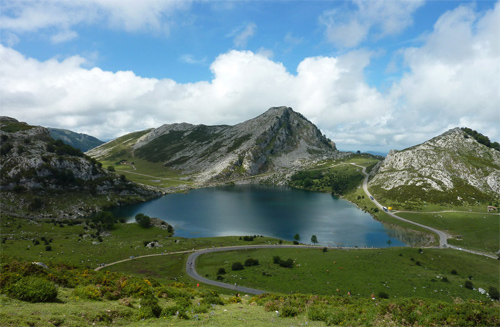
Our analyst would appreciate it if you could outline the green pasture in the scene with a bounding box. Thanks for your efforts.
[196,247,499,303]
[100,157,194,188]
[397,212,499,254]
[1,216,288,269]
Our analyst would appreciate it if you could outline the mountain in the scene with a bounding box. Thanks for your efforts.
[87,107,339,184]
[0,117,160,217]
[48,128,104,152]
[369,127,500,207]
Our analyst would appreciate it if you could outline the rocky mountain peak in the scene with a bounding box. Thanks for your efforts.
[369,127,500,205]
[87,106,339,185]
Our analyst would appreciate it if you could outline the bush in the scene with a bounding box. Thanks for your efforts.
[73,285,102,300]
[242,236,254,241]
[322,247,328,252]
[465,280,474,290]
[137,294,162,319]
[45,245,52,251]
[451,269,458,275]
[232,262,244,271]
[278,258,294,268]
[293,240,299,245]
[135,213,151,228]
[281,305,299,317]
[244,258,259,267]
[489,287,499,300]
[272,256,281,264]
[217,267,226,275]
[7,277,58,302]
[378,291,390,299]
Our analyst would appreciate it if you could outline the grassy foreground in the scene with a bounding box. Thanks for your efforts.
[195,247,499,303]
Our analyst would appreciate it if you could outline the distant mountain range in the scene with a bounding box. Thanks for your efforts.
[2,108,499,211]
[87,107,341,184]
[48,127,104,152]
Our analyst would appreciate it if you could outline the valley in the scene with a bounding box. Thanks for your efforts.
[1,109,499,326]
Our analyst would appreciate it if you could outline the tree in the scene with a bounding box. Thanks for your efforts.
[293,233,300,242]
[135,213,151,228]
[92,211,115,230]
[311,235,318,245]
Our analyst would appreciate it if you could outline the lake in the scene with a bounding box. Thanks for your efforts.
[111,185,411,247]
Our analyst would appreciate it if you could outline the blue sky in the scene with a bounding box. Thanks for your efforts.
[1,0,499,152]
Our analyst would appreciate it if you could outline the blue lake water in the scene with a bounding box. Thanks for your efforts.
[111,185,409,247]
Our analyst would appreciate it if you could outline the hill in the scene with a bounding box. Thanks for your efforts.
[87,107,340,185]
[369,127,500,209]
[48,127,104,152]
[0,117,160,218]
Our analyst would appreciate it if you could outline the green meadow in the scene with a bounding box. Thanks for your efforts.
[195,247,499,303]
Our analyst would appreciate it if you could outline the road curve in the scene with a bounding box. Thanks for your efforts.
[186,244,327,295]
[351,163,449,247]
[351,163,497,259]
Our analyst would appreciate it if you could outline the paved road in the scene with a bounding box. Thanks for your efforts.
[351,163,497,259]
[351,163,449,248]
[185,244,335,295]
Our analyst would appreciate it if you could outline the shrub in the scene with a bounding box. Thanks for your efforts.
[231,262,244,271]
[243,236,254,241]
[322,247,328,252]
[465,280,474,290]
[216,275,224,281]
[140,294,162,319]
[451,269,458,275]
[45,245,52,251]
[228,296,242,304]
[217,267,226,275]
[244,258,259,267]
[279,258,294,268]
[441,277,449,283]
[73,285,102,300]
[307,305,329,321]
[273,256,281,264]
[7,277,58,302]
[293,240,299,245]
[135,213,151,228]
[281,305,299,317]
[489,287,499,300]
[378,291,390,299]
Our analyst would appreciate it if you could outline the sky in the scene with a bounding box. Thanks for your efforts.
[0,0,499,153]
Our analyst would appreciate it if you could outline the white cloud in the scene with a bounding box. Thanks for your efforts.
[320,0,424,48]
[179,54,207,65]
[51,29,78,44]
[232,22,257,48]
[0,3,498,151]
[0,0,192,42]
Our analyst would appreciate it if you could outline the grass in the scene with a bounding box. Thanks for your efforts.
[100,157,194,188]
[396,212,500,254]
[195,247,499,303]
[1,215,288,269]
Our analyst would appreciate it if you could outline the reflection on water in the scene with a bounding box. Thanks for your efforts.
[385,225,433,247]
[111,185,413,248]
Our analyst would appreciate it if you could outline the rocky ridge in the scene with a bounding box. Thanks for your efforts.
[88,107,341,184]
[369,127,500,203]
[0,117,160,217]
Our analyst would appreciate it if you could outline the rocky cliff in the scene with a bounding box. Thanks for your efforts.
[369,128,500,205]
[0,117,160,217]
[87,107,339,184]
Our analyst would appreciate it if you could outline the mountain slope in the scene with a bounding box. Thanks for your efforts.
[48,128,104,152]
[0,117,159,217]
[87,107,339,184]
[369,127,500,207]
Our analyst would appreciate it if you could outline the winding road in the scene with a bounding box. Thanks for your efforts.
[97,165,496,293]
